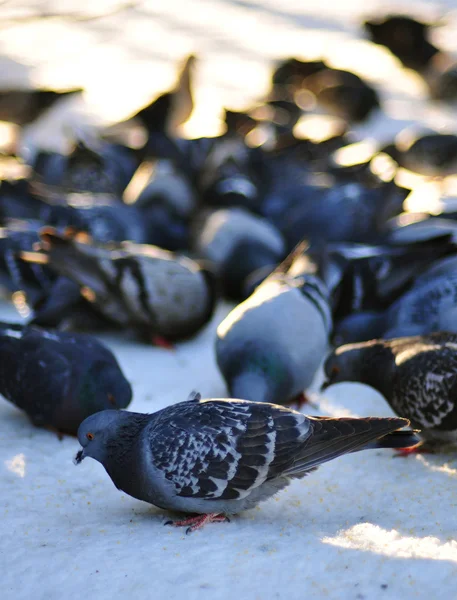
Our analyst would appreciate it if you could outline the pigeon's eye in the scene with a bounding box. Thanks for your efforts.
[108,394,116,406]
[331,366,340,376]
[86,432,94,441]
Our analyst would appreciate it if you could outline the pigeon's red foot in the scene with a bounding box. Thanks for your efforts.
[394,444,426,457]
[165,513,229,534]
[151,335,175,350]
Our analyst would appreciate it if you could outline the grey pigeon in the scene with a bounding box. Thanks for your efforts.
[385,259,457,338]
[22,227,216,346]
[216,242,332,406]
[322,332,457,452]
[0,321,131,435]
[337,255,457,342]
[192,207,286,299]
[74,392,418,531]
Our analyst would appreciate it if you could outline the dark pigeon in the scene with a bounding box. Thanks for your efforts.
[0,321,131,435]
[323,332,457,451]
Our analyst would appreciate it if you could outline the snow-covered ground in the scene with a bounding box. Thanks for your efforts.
[2,1,457,599]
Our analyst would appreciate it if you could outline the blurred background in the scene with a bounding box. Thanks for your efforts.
[0,0,456,143]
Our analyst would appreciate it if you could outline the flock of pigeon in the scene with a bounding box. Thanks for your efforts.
[2,13,457,533]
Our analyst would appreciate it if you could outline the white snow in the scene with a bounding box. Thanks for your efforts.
[2,1,457,599]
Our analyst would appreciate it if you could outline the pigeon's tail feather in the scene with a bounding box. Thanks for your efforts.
[364,428,421,450]
[284,416,412,476]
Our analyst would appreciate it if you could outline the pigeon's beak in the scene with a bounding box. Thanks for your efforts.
[73,448,85,465]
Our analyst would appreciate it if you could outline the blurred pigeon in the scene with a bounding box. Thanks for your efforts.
[192,207,286,299]
[384,260,457,338]
[216,242,332,406]
[38,202,148,244]
[116,54,196,141]
[303,68,381,123]
[0,223,55,307]
[0,321,131,435]
[276,179,407,250]
[30,275,114,333]
[22,228,217,345]
[330,236,457,322]
[74,392,417,531]
[322,332,457,452]
[381,133,457,178]
[363,15,437,72]
[32,134,141,197]
[363,15,457,101]
[270,57,327,90]
[0,88,83,126]
[332,311,388,346]
[0,178,44,223]
[385,214,457,245]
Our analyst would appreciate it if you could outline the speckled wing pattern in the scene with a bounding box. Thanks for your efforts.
[393,342,457,430]
[148,398,312,501]
[148,397,404,502]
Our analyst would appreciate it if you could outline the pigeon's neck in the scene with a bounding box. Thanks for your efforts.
[231,371,272,403]
[357,345,395,399]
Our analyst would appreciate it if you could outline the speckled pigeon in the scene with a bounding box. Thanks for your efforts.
[0,321,131,435]
[322,332,457,452]
[74,392,417,531]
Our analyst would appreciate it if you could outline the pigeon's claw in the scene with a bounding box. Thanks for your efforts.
[165,513,230,533]
[393,443,426,457]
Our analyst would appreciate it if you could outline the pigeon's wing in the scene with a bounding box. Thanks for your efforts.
[394,346,457,430]
[149,399,312,501]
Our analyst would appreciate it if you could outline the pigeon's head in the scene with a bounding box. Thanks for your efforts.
[321,340,380,390]
[77,361,133,418]
[74,410,127,465]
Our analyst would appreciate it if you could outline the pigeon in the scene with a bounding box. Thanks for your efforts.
[216,242,332,406]
[332,311,388,346]
[22,228,217,345]
[330,236,457,323]
[270,57,327,90]
[37,202,148,244]
[0,223,55,307]
[385,214,457,245]
[117,54,196,141]
[384,264,457,338]
[0,88,83,126]
[322,332,457,452]
[74,392,418,531]
[192,207,286,299]
[363,15,437,72]
[0,321,131,435]
[302,68,380,123]
[30,275,114,333]
[32,134,141,197]
[380,133,457,179]
[363,15,457,101]
[276,179,407,250]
